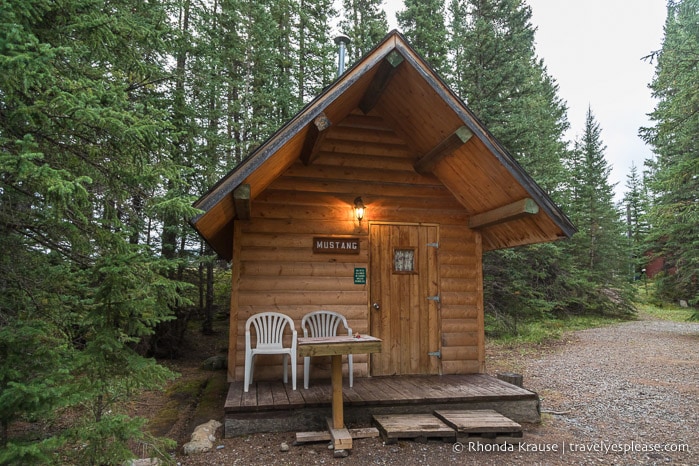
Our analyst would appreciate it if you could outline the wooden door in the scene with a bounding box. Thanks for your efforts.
[369,224,440,376]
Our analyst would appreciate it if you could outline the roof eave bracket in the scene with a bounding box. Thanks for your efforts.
[469,198,540,230]
[359,50,404,114]
[300,113,332,166]
[414,126,473,175]
[234,184,251,220]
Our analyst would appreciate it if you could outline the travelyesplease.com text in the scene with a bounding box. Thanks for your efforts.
[453,440,690,455]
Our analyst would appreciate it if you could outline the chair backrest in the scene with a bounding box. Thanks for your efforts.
[246,312,295,350]
[301,310,351,338]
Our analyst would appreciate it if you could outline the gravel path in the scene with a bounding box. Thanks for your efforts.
[522,318,698,465]
[175,317,698,465]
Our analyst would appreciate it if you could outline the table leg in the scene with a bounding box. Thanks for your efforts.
[331,354,343,429]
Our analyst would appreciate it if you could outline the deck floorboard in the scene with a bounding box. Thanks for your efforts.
[225,374,537,412]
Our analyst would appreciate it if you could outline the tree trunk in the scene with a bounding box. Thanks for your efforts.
[202,246,215,335]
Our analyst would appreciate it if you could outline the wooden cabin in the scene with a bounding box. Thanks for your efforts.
[190,31,575,388]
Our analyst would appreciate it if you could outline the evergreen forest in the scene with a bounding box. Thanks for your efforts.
[1,0,697,463]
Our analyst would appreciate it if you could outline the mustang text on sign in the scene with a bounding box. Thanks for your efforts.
[313,237,360,254]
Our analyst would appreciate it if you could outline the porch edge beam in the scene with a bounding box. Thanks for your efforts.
[469,198,539,229]
[300,113,332,166]
[233,184,251,220]
[414,126,473,175]
[359,51,404,114]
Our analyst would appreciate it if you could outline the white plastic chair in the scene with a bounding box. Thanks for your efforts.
[244,312,297,392]
[301,310,353,389]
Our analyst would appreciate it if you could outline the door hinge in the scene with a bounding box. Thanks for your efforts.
[427,350,441,359]
[427,242,439,248]
[427,295,440,302]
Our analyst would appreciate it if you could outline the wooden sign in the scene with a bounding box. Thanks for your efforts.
[313,237,360,254]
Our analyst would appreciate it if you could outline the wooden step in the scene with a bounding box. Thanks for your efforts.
[294,427,379,445]
[372,414,456,444]
[435,409,523,443]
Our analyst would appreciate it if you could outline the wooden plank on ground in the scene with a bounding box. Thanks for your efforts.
[372,414,456,443]
[327,417,352,450]
[294,427,379,444]
[434,409,522,434]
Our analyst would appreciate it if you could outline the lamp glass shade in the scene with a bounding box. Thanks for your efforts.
[354,197,365,221]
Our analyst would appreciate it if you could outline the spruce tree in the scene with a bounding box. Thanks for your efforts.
[448,0,584,333]
[448,0,567,190]
[298,0,338,101]
[622,162,650,281]
[397,0,449,75]
[339,0,389,62]
[0,0,187,462]
[245,0,288,137]
[271,0,303,122]
[563,108,633,314]
[640,0,699,314]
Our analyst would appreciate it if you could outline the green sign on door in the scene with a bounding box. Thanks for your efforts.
[354,267,366,285]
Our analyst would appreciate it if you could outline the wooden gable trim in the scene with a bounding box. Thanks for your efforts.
[391,40,576,239]
[359,50,404,114]
[233,184,251,220]
[469,198,539,229]
[414,126,473,175]
[300,113,332,166]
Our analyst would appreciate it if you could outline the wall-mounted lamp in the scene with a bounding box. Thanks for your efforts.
[354,196,366,222]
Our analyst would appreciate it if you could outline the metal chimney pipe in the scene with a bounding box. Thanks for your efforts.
[334,34,351,77]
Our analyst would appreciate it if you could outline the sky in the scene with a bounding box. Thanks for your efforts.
[376,0,667,201]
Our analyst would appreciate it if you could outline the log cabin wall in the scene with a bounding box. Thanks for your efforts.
[227,109,485,383]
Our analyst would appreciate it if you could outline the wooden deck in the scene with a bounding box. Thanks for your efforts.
[224,374,540,437]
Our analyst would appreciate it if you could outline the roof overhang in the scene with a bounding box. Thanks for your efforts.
[191,30,576,260]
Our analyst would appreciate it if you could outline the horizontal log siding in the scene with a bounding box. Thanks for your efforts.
[231,215,367,382]
[229,111,484,382]
[439,225,484,374]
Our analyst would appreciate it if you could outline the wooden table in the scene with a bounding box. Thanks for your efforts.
[297,335,382,451]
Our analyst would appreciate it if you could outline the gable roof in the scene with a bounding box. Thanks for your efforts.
[190,30,576,260]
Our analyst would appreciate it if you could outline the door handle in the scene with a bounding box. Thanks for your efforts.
[372,302,380,310]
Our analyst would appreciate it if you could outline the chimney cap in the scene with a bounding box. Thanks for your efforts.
[334,34,351,45]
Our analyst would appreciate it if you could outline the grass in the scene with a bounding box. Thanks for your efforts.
[635,301,696,322]
[487,285,697,346]
[147,376,210,436]
[191,371,228,426]
[486,314,627,346]
[633,283,697,322]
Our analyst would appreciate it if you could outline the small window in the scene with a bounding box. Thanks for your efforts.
[393,248,416,274]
